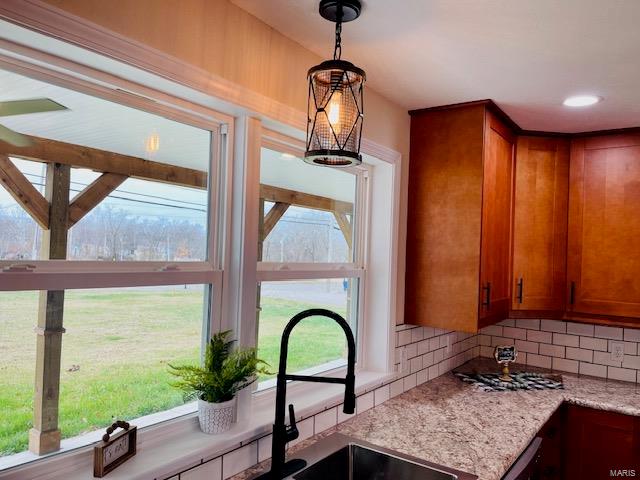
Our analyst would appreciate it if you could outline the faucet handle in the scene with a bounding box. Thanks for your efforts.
[285,404,299,442]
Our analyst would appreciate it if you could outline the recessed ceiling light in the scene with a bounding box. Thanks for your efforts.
[563,95,602,107]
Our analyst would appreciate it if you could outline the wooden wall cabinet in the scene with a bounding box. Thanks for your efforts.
[405,103,514,333]
[567,133,640,321]
[511,137,570,315]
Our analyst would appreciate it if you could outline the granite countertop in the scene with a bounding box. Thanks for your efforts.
[236,357,640,480]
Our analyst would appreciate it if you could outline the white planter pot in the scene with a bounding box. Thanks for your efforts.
[198,397,236,434]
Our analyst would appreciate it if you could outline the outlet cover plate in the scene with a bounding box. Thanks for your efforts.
[611,341,625,362]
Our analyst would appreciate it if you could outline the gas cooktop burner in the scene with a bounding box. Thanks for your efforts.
[454,371,564,392]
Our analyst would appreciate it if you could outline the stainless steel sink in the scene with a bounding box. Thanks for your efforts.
[294,443,458,480]
[256,433,477,480]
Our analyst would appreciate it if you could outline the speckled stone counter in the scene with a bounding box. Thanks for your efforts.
[235,358,640,480]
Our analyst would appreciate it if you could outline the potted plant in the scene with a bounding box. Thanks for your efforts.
[168,330,269,434]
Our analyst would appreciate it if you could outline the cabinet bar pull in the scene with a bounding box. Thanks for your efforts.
[569,281,576,305]
[517,278,524,304]
[482,282,492,309]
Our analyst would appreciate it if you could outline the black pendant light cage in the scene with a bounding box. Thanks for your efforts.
[305,0,366,167]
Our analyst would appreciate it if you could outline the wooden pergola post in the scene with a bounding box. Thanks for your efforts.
[29,162,70,455]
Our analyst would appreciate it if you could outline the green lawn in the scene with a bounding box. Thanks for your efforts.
[0,289,345,456]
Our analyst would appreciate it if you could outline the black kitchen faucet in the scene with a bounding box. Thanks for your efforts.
[254,308,356,480]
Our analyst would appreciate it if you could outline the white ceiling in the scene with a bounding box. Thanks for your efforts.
[232,0,640,133]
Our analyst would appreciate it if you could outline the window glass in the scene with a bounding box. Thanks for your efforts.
[0,291,38,456]
[257,278,358,384]
[259,148,356,263]
[58,285,207,442]
[0,159,44,260]
[0,67,211,262]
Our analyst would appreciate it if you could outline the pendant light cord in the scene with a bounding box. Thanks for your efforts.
[333,4,343,60]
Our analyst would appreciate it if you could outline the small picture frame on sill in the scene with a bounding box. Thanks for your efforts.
[93,421,137,477]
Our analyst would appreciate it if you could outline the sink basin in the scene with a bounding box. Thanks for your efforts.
[293,443,457,480]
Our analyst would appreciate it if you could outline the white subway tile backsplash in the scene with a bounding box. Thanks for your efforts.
[611,341,638,356]
[539,343,564,358]
[374,385,390,405]
[433,347,444,364]
[480,345,494,358]
[567,323,595,336]
[416,368,429,385]
[593,350,622,367]
[527,354,552,369]
[607,367,636,383]
[411,328,424,343]
[480,325,503,336]
[405,342,418,359]
[552,357,578,374]
[594,325,623,340]
[403,373,417,391]
[497,319,516,327]
[258,435,272,463]
[181,458,222,480]
[624,328,640,342]
[515,339,539,354]
[552,333,579,348]
[579,336,608,351]
[314,407,337,433]
[503,327,527,340]
[540,319,566,333]
[621,355,640,370]
[527,329,552,343]
[389,379,404,398]
[579,362,607,378]
[356,392,374,414]
[222,443,257,479]
[516,319,541,330]
[398,329,412,346]
[566,347,593,363]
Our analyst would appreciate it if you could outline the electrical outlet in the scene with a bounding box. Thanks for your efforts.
[445,335,453,356]
[611,341,625,362]
[400,348,409,373]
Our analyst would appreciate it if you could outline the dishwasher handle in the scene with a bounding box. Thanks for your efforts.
[502,436,543,480]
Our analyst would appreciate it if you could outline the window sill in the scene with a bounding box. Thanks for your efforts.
[1,370,394,480]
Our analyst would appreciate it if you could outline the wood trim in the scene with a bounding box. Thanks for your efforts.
[260,184,353,214]
[333,211,353,249]
[261,202,289,240]
[0,153,49,228]
[0,135,206,189]
[68,172,128,227]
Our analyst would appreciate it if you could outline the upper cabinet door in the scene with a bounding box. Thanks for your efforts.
[479,111,515,325]
[568,134,640,318]
[512,137,569,312]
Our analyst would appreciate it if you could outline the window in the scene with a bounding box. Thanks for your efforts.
[257,278,359,381]
[255,145,367,387]
[0,64,224,463]
[59,285,207,440]
[0,292,38,456]
[259,147,356,263]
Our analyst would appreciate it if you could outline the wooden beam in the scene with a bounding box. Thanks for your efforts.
[0,135,206,189]
[262,202,289,241]
[0,154,49,228]
[333,211,353,249]
[260,184,353,214]
[68,173,128,227]
[30,163,70,456]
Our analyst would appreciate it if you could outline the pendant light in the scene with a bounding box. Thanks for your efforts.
[304,0,365,167]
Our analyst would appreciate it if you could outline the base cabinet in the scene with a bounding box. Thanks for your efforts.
[564,405,640,480]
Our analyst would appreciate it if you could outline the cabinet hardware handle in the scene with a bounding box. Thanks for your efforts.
[482,282,492,309]
[517,278,524,304]
[569,281,576,305]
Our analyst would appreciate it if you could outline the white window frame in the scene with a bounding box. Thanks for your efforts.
[253,129,370,384]
[0,45,234,467]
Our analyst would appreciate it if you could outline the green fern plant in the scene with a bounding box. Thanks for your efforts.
[168,330,270,403]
